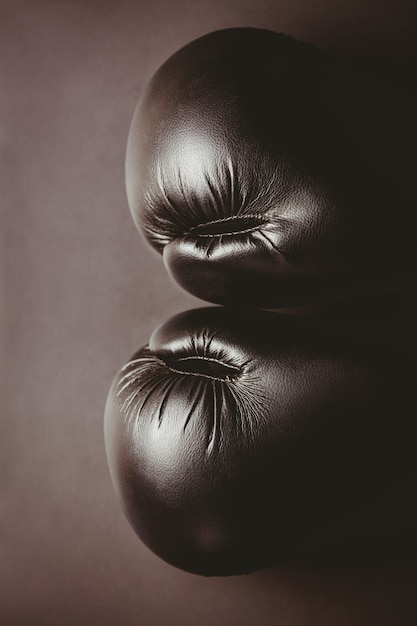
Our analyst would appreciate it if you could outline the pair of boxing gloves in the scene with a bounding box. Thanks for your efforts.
[105,28,417,576]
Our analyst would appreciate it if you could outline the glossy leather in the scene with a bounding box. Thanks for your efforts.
[126,27,417,307]
[104,307,417,575]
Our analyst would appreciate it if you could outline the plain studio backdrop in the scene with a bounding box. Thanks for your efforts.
[1,1,417,625]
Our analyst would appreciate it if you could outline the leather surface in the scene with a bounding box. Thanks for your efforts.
[105,307,417,575]
[4,1,417,623]
[126,28,417,307]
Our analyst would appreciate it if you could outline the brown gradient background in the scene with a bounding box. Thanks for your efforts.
[2,1,417,624]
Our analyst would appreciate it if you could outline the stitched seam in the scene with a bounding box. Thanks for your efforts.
[191,226,264,238]
[177,355,240,367]
[185,214,267,237]
[164,356,241,381]
[164,366,239,382]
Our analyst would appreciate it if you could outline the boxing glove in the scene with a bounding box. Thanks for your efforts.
[104,307,417,576]
[126,27,417,307]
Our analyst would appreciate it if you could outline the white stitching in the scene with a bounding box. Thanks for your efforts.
[186,214,267,237]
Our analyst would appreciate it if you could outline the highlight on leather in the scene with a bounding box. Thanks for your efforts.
[104,307,417,576]
[111,345,264,455]
[126,27,417,307]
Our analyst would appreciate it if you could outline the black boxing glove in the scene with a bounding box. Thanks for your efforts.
[126,27,417,307]
[104,307,417,576]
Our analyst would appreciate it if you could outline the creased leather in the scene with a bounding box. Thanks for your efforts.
[126,27,417,307]
[104,307,417,575]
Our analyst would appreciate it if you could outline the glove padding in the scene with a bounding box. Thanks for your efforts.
[105,307,417,575]
[126,27,417,307]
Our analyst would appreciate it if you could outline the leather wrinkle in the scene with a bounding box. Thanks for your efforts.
[113,340,267,455]
[126,26,417,306]
[105,302,417,575]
